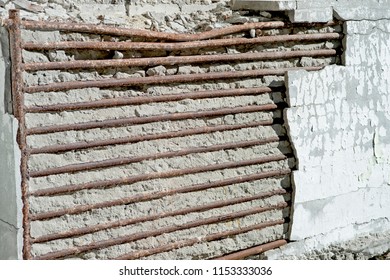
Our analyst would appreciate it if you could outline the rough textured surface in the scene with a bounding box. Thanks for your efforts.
[14,3,341,258]
[5,0,331,260]
[2,0,388,261]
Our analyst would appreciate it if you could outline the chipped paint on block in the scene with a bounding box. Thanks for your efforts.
[286,20,390,242]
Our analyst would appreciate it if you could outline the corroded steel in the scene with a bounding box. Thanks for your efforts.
[212,239,288,260]
[25,86,276,113]
[29,137,282,178]
[31,188,288,243]
[24,67,322,94]
[28,119,278,154]
[21,20,286,41]
[22,32,342,51]
[26,104,279,135]
[33,203,288,260]
[23,49,337,71]
[116,219,287,260]
[30,169,291,221]
[29,154,290,197]
[8,9,31,260]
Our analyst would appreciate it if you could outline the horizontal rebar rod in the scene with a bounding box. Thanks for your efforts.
[28,119,278,154]
[21,21,287,42]
[31,188,288,243]
[25,86,276,113]
[23,49,337,71]
[29,137,282,178]
[24,66,321,94]
[26,104,279,135]
[33,203,287,260]
[212,239,288,260]
[29,169,291,222]
[29,154,290,197]
[22,32,342,51]
[115,219,286,260]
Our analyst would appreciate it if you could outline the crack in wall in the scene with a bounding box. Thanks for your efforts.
[0,218,18,231]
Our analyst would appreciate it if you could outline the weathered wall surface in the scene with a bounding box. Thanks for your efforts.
[265,10,390,259]
[1,0,389,260]
[232,0,390,22]
[0,26,22,260]
[1,0,327,260]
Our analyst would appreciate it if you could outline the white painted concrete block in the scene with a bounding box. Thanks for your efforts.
[288,8,333,23]
[291,187,390,240]
[231,0,296,11]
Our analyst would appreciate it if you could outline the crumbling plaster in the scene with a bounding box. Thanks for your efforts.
[0,0,389,259]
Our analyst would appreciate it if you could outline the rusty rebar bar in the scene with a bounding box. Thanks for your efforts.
[33,203,287,260]
[22,32,342,51]
[30,168,291,221]
[24,66,321,94]
[29,137,283,178]
[26,104,279,135]
[23,49,337,71]
[212,239,288,260]
[28,119,279,154]
[21,20,287,42]
[8,9,31,260]
[29,154,289,197]
[115,219,286,260]
[31,188,288,243]
[25,86,276,113]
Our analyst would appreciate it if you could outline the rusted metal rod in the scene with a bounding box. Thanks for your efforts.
[17,73,270,96]
[24,66,321,94]
[8,9,31,260]
[30,168,291,221]
[22,32,342,51]
[33,203,287,260]
[25,86,276,113]
[29,154,289,197]
[115,219,286,260]
[28,119,279,154]
[31,188,288,243]
[212,239,287,260]
[23,49,337,71]
[21,20,286,42]
[26,104,279,135]
[29,137,282,178]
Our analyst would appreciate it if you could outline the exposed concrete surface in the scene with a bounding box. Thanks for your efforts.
[0,0,307,259]
[265,219,390,259]
[1,0,388,260]
[0,26,22,260]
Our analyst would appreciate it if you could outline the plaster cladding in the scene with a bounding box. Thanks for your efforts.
[286,20,390,241]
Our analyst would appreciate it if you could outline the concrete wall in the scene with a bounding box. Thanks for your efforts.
[1,0,390,259]
[0,26,22,260]
[1,0,298,260]
[251,2,390,259]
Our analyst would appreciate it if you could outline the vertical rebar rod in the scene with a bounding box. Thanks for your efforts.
[8,9,31,260]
